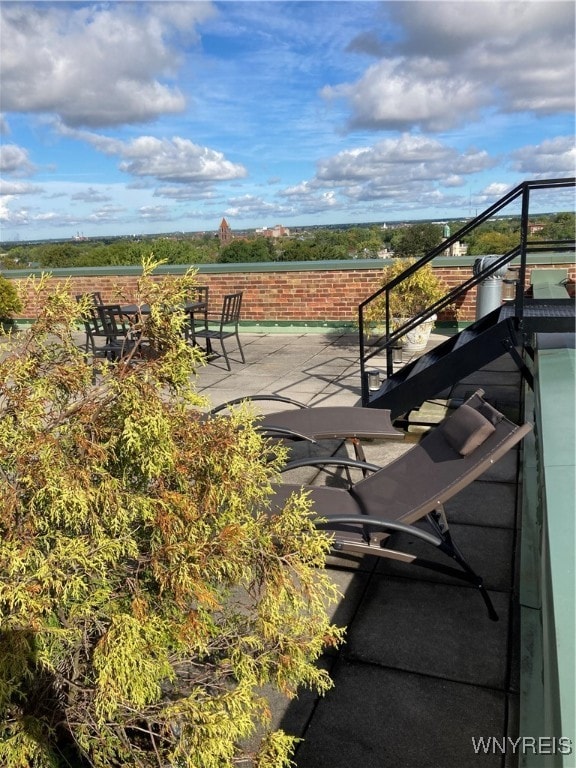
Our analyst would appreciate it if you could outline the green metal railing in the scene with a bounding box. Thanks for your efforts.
[359,177,576,405]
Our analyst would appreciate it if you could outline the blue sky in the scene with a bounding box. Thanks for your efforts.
[1,0,574,242]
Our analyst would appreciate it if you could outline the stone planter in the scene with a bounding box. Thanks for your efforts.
[400,314,437,361]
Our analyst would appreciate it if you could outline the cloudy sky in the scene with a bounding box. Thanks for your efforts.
[1,1,574,242]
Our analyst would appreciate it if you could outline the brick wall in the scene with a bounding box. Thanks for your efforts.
[6,261,575,325]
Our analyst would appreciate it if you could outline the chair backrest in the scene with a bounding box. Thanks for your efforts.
[96,304,131,338]
[83,305,107,337]
[220,292,243,325]
[76,292,104,306]
[352,390,532,525]
[193,286,209,305]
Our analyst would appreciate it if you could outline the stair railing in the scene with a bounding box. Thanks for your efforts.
[359,177,575,405]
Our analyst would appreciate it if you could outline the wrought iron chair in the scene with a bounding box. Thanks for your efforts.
[75,291,104,306]
[193,291,245,370]
[183,285,209,345]
[76,292,105,352]
[82,304,136,363]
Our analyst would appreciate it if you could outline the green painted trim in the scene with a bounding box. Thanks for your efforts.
[519,606,545,767]
[520,339,575,765]
[2,251,573,279]
[520,390,542,611]
[11,318,461,334]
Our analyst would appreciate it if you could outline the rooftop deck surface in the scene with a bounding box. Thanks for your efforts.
[194,330,525,768]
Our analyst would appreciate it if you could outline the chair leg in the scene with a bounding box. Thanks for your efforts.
[235,331,245,363]
[427,509,499,621]
[219,339,231,371]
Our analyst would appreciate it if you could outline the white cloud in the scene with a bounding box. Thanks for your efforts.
[224,194,293,220]
[116,137,247,183]
[481,183,512,198]
[511,136,576,175]
[138,205,174,221]
[313,135,495,195]
[0,3,215,127]
[70,187,112,204]
[0,197,31,225]
[57,127,247,184]
[323,1,575,132]
[0,180,43,196]
[324,59,486,132]
[0,144,36,176]
[154,186,216,201]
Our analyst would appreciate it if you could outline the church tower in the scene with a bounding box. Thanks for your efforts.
[218,217,233,246]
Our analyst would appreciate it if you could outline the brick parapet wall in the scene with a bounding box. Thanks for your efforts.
[5,259,575,325]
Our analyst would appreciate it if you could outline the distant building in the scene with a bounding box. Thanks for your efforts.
[441,223,468,257]
[444,240,468,257]
[256,224,290,238]
[218,218,233,246]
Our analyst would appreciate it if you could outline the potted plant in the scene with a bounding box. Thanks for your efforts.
[365,258,447,358]
[0,275,22,334]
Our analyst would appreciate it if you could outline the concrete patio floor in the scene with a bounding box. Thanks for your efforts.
[194,329,526,768]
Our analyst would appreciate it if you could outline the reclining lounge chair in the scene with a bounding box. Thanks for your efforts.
[209,395,404,460]
[268,390,532,621]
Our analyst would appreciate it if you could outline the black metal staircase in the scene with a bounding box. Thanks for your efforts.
[359,178,575,417]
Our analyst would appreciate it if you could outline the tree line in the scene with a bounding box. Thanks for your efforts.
[1,213,573,269]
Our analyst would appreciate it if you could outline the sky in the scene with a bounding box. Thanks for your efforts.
[0,0,575,242]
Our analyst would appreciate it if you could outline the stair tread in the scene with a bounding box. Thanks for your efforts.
[367,315,516,416]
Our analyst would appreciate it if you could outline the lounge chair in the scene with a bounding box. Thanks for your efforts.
[268,389,532,621]
[209,395,403,461]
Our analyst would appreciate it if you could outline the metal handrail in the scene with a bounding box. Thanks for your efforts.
[359,177,576,404]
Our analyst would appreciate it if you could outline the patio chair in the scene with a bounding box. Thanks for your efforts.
[76,292,105,352]
[268,389,532,621]
[194,291,245,370]
[183,285,209,345]
[75,291,104,306]
[81,304,138,363]
[210,395,403,461]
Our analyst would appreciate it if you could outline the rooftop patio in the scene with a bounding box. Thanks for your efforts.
[191,327,572,768]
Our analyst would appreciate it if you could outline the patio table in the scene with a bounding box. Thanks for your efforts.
[120,300,206,317]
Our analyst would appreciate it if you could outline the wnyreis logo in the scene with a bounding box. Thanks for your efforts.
[471,737,573,756]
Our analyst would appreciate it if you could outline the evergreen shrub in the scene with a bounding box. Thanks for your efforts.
[0,259,343,767]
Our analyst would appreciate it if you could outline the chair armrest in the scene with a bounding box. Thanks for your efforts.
[258,426,318,443]
[314,515,442,548]
[280,456,381,473]
[209,394,308,415]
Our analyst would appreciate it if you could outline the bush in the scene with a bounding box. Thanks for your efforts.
[364,258,447,331]
[0,275,22,324]
[0,260,343,767]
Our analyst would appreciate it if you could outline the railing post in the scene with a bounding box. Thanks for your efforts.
[516,183,530,326]
[359,304,368,405]
[385,288,392,378]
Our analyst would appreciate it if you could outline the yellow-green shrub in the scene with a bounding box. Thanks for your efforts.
[0,260,343,767]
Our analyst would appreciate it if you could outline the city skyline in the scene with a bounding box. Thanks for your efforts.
[1,1,574,242]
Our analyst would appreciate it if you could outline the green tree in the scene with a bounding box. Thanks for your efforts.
[466,230,518,256]
[275,238,312,261]
[392,223,443,259]
[219,237,275,263]
[539,212,575,240]
[0,260,343,767]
